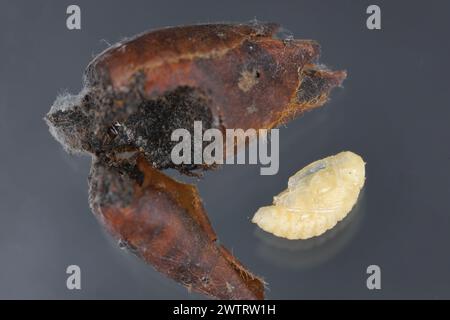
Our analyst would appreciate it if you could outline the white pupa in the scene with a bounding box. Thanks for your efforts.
[252,151,366,240]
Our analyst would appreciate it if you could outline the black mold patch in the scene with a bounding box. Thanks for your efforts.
[119,86,214,171]
[47,81,215,174]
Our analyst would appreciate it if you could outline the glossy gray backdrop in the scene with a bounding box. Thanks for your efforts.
[1,0,449,299]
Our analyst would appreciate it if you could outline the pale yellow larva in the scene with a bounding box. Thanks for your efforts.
[252,151,366,240]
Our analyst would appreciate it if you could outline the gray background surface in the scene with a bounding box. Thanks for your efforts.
[1,0,449,299]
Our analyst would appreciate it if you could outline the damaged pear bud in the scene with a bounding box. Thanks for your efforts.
[46,22,345,172]
[45,21,346,299]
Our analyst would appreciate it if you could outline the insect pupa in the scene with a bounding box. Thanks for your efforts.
[252,151,366,240]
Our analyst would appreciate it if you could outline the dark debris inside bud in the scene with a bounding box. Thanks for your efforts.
[46,83,215,175]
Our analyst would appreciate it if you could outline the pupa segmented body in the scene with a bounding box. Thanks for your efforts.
[252,151,365,240]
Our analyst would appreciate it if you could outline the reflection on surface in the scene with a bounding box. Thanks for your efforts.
[254,189,366,269]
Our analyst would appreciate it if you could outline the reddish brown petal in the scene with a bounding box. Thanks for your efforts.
[88,156,265,299]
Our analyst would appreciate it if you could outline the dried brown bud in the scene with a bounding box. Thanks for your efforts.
[46,22,345,171]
